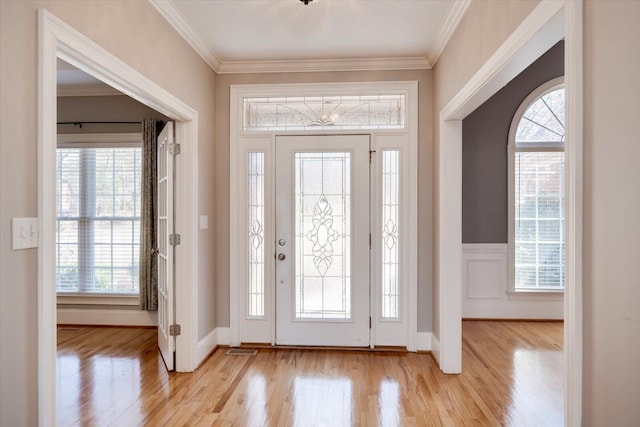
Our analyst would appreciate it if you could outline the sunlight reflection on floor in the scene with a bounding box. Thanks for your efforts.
[507,349,564,426]
[294,376,353,426]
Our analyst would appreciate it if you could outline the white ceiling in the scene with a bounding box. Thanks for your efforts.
[57,59,120,95]
[151,0,471,73]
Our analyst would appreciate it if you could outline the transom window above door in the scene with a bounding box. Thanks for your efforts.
[243,94,405,131]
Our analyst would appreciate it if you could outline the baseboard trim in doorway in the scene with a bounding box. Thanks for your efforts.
[197,327,232,366]
[416,332,433,352]
[57,308,158,327]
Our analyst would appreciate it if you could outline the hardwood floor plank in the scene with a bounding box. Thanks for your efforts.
[57,321,563,426]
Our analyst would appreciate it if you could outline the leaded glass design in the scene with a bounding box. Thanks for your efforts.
[381,150,400,319]
[248,152,265,317]
[295,152,351,319]
[514,86,565,290]
[244,95,405,131]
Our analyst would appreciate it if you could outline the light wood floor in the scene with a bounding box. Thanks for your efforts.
[57,321,563,426]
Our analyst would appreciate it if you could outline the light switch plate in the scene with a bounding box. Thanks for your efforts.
[12,218,39,250]
[199,215,209,230]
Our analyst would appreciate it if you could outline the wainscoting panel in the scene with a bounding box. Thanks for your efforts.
[462,244,563,319]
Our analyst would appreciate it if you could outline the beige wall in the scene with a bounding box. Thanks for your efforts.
[215,70,433,331]
[583,1,640,423]
[0,1,217,424]
[4,0,640,423]
[431,0,540,340]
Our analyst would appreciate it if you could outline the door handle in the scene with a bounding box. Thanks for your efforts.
[277,253,286,261]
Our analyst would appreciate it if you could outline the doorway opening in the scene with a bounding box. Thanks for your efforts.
[38,10,200,424]
[435,1,583,423]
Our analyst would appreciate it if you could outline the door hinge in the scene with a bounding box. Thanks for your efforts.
[369,317,372,329]
[169,234,181,245]
[169,143,181,155]
[369,232,372,249]
[369,150,376,163]
[169,324,181,336]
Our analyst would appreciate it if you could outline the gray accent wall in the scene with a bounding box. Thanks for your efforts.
[462,41,564,243]
[57,95,169,134]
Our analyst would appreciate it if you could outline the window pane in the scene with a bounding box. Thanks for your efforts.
[244,95,405,131]
[247,152,265,317]
[516,88,565,144]
[56,147,141,294]
[295,152,351,319]
[381,150,400,319]
[514,151,565,290]
[57,149,80,218]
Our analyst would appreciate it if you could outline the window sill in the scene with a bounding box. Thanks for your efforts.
[507,289,564,301]
[57,293,140,306]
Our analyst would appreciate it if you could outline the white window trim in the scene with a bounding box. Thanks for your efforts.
[58,132,142,146]
[56,294,140,306]
[507,76,565,295]
[229,81,418,351]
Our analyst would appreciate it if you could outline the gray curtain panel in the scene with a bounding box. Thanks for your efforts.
[139,118,158,310]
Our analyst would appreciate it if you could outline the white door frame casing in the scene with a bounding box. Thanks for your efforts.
[435,0,582,425]
[38,9,200,426]
[229,82,419,351]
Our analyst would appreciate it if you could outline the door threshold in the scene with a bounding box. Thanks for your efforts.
[239,343,407,353]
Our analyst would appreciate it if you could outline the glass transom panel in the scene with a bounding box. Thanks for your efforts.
[295,152,351,319]
[243,95,405,131]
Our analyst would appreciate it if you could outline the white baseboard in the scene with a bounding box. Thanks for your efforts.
[462,302,563,319]
[57,308,157,326]
[196,327,232,366]
[431,334,441,364]
[415,332,433,352]
[197,328,218,364]
[216,327,231,345]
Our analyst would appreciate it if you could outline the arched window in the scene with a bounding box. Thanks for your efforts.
[508,77,565,291]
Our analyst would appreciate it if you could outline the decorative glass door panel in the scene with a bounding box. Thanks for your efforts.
[295,152,351,319]
[275,135,370,346]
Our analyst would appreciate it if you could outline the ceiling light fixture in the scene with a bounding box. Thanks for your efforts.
[299,0,313,5]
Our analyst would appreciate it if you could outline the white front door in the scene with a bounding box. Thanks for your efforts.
[275,135,370,347]
[157,121,175,370]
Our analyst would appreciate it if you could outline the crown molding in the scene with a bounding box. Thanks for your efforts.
[57,85,122,97]
[217,57,431,74]
[149,0,221,71]
[427,0,472,66]
[151,0,476,74]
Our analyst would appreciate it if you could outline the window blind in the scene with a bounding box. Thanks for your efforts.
[56,146,142,294]
[514,151,565,289]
